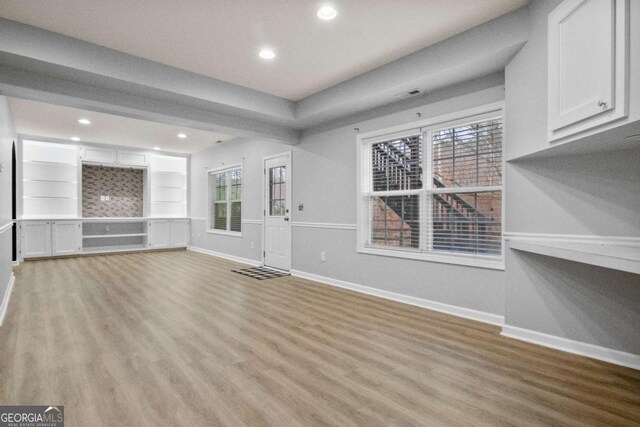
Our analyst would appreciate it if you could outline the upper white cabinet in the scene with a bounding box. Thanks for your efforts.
[81,146,116,164]
[117,150,147,167]
[82,146,148,167]
[52,221,82,256]
[548,0,629,141]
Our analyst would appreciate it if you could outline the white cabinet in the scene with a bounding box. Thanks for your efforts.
[82,147,149,167]
[21,221,52,258]
[148,219,189,248]
[81,146,116,164]
[548,0,629,141]
[171,220,190,247]
[52,221,82,256]
[148,220,172,248]
[117,150,147,167]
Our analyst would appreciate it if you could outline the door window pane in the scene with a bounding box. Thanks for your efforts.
[269,166,286,216]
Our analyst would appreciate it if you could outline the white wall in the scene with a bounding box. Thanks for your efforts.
[0,96,16,313]
[190,83,508,318]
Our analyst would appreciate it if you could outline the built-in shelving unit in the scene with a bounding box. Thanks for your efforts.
[505,235,640,275]
[22,140,78,218]
[18,139,191,260]
[149,155,188,217]
[82,220,148,253]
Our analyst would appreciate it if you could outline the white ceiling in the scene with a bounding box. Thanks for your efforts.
[0,0,527,101]
[9,98,234,153]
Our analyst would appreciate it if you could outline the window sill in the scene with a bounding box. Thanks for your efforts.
[357,246,505,270]
[207,229,242,237]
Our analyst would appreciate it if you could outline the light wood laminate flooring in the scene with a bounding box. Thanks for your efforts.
[1,250,639,426]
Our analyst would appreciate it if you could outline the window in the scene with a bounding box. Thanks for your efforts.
[208,164,242,234]
[358,107,503,268]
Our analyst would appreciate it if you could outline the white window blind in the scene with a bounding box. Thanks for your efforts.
[208,166,242,234]
[362,113,503,261]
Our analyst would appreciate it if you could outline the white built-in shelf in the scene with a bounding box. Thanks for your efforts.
[506,236,640,275]
[82,233,147,239]
[23,160,78,166]
[507,120,640,162]
[82,244,147,253]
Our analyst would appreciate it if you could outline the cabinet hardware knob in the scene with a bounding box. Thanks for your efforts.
[597,100,608,108]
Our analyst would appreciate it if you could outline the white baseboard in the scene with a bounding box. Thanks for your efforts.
[290,269,505,326]
[187,246,262,267]
[12,261,19,267]
[501,325,640,371]
[0,273,15,326]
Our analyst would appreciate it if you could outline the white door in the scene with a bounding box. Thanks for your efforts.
[263,154,291,271]
[170,220,190,247]
[548,0,616,131]
[52,221,82,255]
[148,220,171,248]
[21,221,52,258]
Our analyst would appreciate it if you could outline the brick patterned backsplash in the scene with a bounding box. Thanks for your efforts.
[82,165,144,217]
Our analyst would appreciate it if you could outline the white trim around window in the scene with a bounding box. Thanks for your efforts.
[356,102,505,270]
[206,162,243,237]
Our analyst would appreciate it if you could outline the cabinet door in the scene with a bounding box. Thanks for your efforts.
[548,0,625,135]
[170,220,190,247]
[52,221,82,256]
[117,151,147,166]
[82,147,116,164]
[21,221,52,258]
[148,220,171,248]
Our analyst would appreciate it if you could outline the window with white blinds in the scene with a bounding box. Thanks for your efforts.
[208,164,242,234]
[359,108,503,267]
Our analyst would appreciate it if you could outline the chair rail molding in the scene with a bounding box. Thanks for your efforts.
[291,221,357,230]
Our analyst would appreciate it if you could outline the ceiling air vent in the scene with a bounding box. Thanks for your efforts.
[396,88,422,99]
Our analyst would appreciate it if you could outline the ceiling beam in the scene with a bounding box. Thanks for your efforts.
[0,7,531,142]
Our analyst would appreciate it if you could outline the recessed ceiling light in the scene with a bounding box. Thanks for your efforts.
[153,147,160,150]
[317,5,337,20]
[177,133,187,139]
[259,49,276,60]
[71,137,80,141]
[78,118,91,125]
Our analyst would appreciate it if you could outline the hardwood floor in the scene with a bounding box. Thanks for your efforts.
[1,250,639,426]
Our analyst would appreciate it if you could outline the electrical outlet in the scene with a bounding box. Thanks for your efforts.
[320,251,326,262]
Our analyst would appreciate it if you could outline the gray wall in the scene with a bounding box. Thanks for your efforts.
[0,96,15,304]
[189,0,640,357]
[504,0,640,353]
[190,84,507,317]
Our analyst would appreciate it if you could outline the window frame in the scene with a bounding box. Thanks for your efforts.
[206,162,243,237]
[356,103,505,270]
